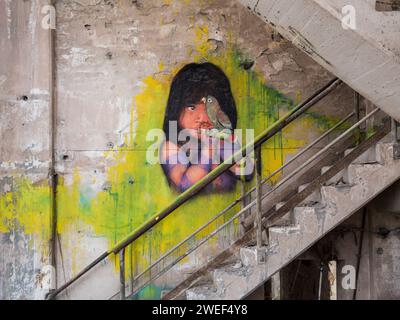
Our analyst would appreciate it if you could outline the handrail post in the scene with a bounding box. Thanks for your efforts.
[239,178,246,235]
[392,118,400,142]
[392,118,400,160]
[47,78,342,299]
[119,248,126,300]
[354,91,366,143]
[255,146,266,263]
[239,159,249,235]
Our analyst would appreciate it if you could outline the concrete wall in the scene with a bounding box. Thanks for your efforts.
[338,180,400,299]
[0,0,54,299]
[1,0,357,300]
[281,180,400,300]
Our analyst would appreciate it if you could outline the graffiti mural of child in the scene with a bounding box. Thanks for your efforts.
[160,63,254,193]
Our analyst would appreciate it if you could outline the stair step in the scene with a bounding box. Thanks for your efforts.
[345,145,377,164]
[375,142,396,164]
[267,226,302,266]
[184,140,399,300]
[268,225,301,246]
[266,205,324,258]
[320,183,353,203]
[319,183,364,232]
[213,262,249,288]
[320,143,394,186]
[347,163,384,185]
[212,261,264,300]
[293,205,321,233]
[321,166,348,185]
[272,201,293,226]
[298,183,321,204]
[186,282,219,300]
[240,246,266,267]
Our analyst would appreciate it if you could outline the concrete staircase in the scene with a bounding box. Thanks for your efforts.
[237,0,400,122]
[186,139,400,299]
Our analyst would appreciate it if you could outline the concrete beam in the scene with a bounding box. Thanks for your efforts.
[238,0,400,121]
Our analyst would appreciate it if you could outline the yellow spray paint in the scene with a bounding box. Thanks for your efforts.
[0,178,51,257]
[0,22,338,299]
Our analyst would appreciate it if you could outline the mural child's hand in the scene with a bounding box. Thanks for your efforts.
[198,135,220,166]
[161,140,190,165]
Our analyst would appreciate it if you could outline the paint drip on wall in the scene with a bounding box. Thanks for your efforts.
[0,22,340,299]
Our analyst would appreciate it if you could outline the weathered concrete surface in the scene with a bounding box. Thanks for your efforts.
[334,200,400,300]
[335,179,400,300]
[286,178,400,300]
[1,0,398,301]
[52,0,355,300]
[0,0,54,299]
[367,190,400,299]
[186,140,400,299]
[238,0,400,121]
[54,0,353,156]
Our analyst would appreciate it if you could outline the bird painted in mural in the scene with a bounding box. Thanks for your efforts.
[202,95,233,139]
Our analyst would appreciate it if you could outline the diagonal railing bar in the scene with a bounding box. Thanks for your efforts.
[125,200,258,300]
[110,78,342,255]
[47,78,341,300]
[120,111,356,296]
[264,117,391,229]
[259,112,355,186]
[260,108,380,208]
[125,109,382,300]
[111,112,355,299]
[124,110,377,299]
[162,120,390,301]
[110,82,351,299]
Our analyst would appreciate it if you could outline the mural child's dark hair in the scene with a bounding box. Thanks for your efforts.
[163,62,237,140]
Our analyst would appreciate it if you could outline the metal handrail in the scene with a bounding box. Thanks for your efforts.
[260,108,380,209]
[47,78,342,300]
[259,112,355,186]
[163,114,391,301]
[111,78,342,254]
[109,111,355,299]
[122,109,379,300]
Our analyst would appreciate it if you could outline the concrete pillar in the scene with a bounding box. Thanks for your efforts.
[0,0,55,299]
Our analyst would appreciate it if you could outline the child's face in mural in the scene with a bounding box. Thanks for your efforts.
[161,63,253,193]
[178,100,214,136]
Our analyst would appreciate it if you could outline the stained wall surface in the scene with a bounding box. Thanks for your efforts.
[0,0,54,300]
[1,0,357,299]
